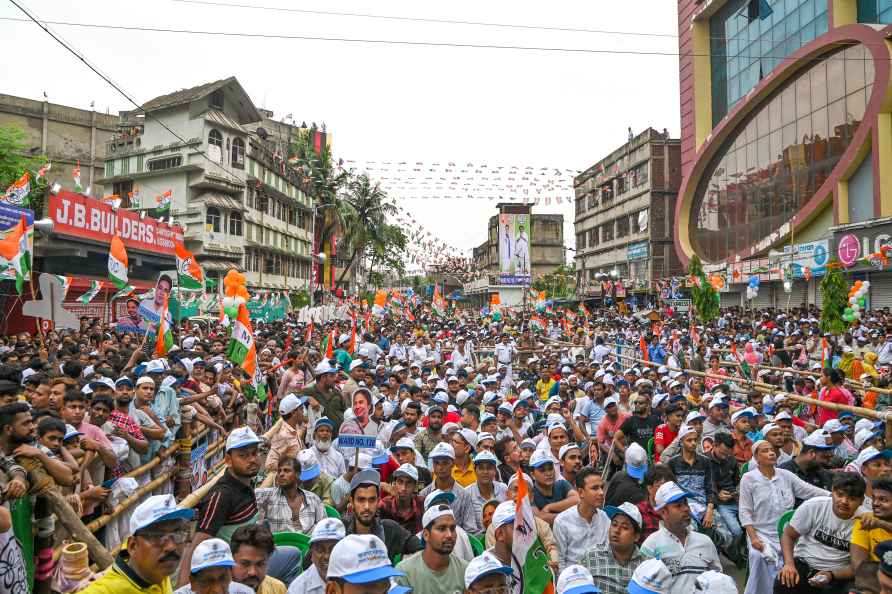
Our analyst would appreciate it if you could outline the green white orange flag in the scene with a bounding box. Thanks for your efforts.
[79,281,102,304]
[53,275,72,298]
[108,236,129,289]
[175,241,204,290]
[512,469,555,594]
[0,215,32,294]
[154,291,174,356]
[226,302,256,377]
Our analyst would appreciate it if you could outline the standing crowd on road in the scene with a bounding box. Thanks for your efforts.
[7,302,892,593]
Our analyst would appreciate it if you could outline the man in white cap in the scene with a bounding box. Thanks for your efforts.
[466,450,508,534]
[463,551,512,594]
[287,518,345,594]
[693,570,737,594]
[640,482,720,594]
[528,449,578,524]
[452,428,478,488]
[579,502,647,594]
[180,426,262,586]
[173,538,254,594]
[379,463,425,534]
[419,442,477,533]
[663,425,717,532]
[266,393,305,472]
[394,500,468,594]
[81,494,195,594]
[309,417,346,478]
[627,558,672,594]
[553,467,609,571]
[325,533,404,594]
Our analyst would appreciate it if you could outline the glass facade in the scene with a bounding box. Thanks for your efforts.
[710,0,829,126]
[692,44,873,262]
[858,0,892,23]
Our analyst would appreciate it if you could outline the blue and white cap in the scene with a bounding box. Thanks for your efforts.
[190,538,235,574]
[326,534,404,583]
[430,442,455,460]
[629,558,672,594]
[298,449,321,481]
[225,426,261,452]
[694,570,737,594]
[654,481,692,511]
[473,450,499,466]
[63,424,82,441]
[129,493,195,535]
[310,518,346,543]
[556,564,601,594]
[529,449,557,469]
[463,551,513,589]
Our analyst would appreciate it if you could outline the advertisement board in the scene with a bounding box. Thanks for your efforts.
[776,240,830,278]
[833,221,892,269]
[627,241,649,261]
[498,213,531,286]
[48,191,183,254]
[0,205,34,280]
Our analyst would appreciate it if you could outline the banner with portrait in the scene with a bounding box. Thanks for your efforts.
[498,213,531,285]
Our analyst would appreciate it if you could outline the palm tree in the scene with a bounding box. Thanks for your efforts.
[336,173,400,283]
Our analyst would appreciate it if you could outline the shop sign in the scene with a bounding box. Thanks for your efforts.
[48,190,183,255]
[627,241,649,261]
[666,298,692,313]
[833,221,892,268]
[774,240,829,278]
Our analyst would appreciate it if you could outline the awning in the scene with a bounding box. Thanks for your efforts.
[204,109,249,134]
[200,192,245,211]
[202,260,243,272]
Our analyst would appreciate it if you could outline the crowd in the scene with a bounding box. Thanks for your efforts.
[5,302,892,594]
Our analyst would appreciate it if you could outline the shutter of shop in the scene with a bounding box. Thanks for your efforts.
[721,291,741,308]
[869,272,892,311]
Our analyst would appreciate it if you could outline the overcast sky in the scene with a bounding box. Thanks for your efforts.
[1,0,681,265]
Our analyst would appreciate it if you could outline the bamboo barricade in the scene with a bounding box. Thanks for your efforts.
[605,344,892,422]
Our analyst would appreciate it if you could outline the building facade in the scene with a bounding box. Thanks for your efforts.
[573,128,683,301]
[464,204,565,307]
[96,77,316,292]
[676,0,892,309]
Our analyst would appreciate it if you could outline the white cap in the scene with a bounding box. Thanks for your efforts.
[310,518,346,543]
[695,570,738,594]
[677,424,698,441]
[390,437,416,452]
[315,360,337,375]
[136,376,155,388]
[473,450,499,466]
[144,359,166,374]
[654,481,691,511]
[603,396,619,408]
[491,500,516,529]
[190,538,234,574]
[279,393,301,416]
[421,504,454,529]
[559,443,580,460]
[625,442,648,480]
[823,419,846,433]
[225,426,261,452]
[457,428,478,451]
[529,449,557,469]
[129,493,194,536]
[604,501,642,531]
[477,432,495,444]
[731,407,756,424]
[430,442,455,460]
[854,447,892,473]
[803,429,833,449]
[556,564,600,594]
[349,359,366,371]
[629,558,672,594]
[856,418,875,434]
[326,534,404,583]
[773,411,793,422]
[423,489,456,509]
[464,551,513,589]
[545,395,562,410]
[297,449,321,481]
[456,390,471,406]
[761,423,781,435]
[393,463,419,482]
[685,410,706,424]
[855,427,880,450]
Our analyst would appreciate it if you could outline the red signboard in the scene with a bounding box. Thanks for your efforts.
[48,191,184,255]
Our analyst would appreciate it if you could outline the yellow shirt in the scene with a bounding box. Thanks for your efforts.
[257,576,287,594]
[78,556,173,594]
[451,460,477,488]
[851,516,892,561]
[535,379,555,401]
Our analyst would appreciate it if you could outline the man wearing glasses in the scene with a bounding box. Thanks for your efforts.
[79,493,194,593]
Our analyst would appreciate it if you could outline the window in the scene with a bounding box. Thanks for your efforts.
[208,129,223,163]
[231,138,245,168]
[616,216,629,238]
[576,232,587,251]
[105,160,114,177]
[147,155,182,171]
[229,211,243,236]
[631,163,649,188]
[113,181,133,203]
[616,175,626,196]
[602,222,614,243]
[206,207,221,233]
[210,89,224,110]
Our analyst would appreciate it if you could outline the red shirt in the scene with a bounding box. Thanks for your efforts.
[652,423,678,463]
[817,386,848,426]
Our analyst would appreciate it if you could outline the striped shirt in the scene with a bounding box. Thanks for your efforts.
[196,470,257,536]
[255,487,326,534]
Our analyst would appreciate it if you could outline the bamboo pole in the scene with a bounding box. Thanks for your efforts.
[44,488,115,570]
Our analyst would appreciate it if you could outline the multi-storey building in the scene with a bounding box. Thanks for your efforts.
[573,128,683,302]
[676,0,892,308]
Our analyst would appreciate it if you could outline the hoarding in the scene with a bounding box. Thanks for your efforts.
[48,191,183,254]
[0,205,33,281]
[498,213,531,285]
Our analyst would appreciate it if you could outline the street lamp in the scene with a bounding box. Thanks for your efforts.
[609,268,620,280]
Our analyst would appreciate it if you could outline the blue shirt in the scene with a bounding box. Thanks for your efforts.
[533,478,573,509]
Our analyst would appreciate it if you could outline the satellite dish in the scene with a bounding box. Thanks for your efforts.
[256,127,268,140]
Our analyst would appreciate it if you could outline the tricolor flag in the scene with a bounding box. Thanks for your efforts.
[155,190,172,211]
[432,284,446,316]
[3,172,30,207]
[36,162,51,180]
[0,215,31,294]
[108,236,129,289]
[175,241,204,290]
[821,338,830,369]
[406,307,415,322]
[512,469,555,594]
[731,343,751,380]
[127,189,141,209]
[226,303,265,401]
[111,284,135,301]
[73,161,83,192]
[53,275,72,299]
[79,280,102,304]
[305,322,314,344]
[154,292,174,356]
[102,194,121,209]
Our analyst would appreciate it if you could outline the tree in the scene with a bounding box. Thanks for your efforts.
[364,223,408,286]
[0,124,46,212]
[532,264,576,300]
[820,258,848,335]
[689,254,720,324]
[337,173,400,283]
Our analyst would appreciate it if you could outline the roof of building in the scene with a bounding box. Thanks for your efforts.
[140,77,262,124]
